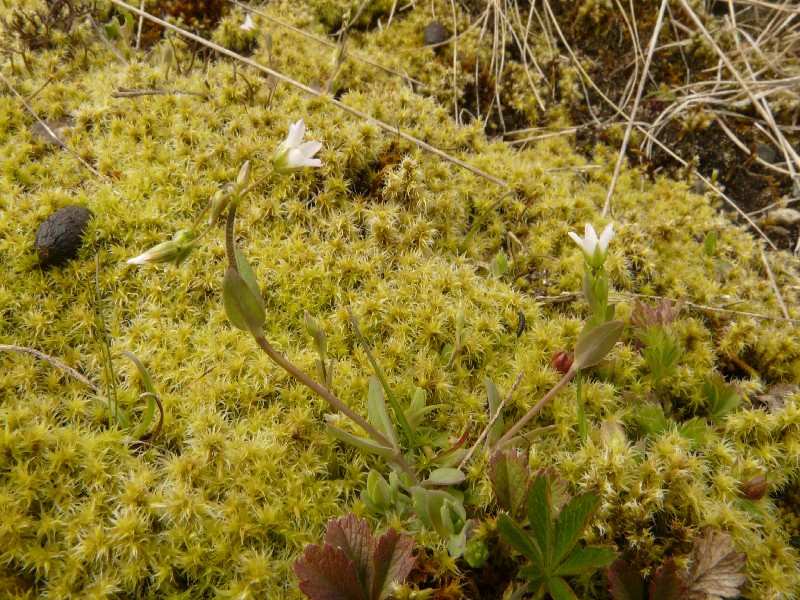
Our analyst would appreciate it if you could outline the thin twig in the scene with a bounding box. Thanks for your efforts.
[458,371,523,469]
[111,87,213,98]
[760,246,790,319]
[0,344,100,395]
[602,0,668,217]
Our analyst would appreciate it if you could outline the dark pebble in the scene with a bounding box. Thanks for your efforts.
[35,205,93,268]
[424,22,447,47]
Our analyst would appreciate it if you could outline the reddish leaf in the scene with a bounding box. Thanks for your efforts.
[294,543,365,600]
[489,449,529,519]
[370,527,415,599]
[607,558,646,600]
[650,559,685,600]
[325,513,375,593]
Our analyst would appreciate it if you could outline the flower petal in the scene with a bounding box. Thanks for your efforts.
[598,222,614,252]
[285,120,304,148]
[298,140,322,158]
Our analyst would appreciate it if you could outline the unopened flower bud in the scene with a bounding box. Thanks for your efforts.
[740,474,768,500]
[551,349,574,375]
[234,160,252,194]
[126,228,197,265]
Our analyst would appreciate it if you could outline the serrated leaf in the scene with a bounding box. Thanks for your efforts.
[527,475,554,563]
[223,267,266,333]
[553,545,616,576]
[552,492,600,566]
[607,559,646,600]
[548,576,578,600]
[498,513,543,565]
[371,527,414,600]
[325,514,374,597]
[489,449,529,519]
[573,320,624,369]
[422,467,466,487]
[681,527,746,600]
[367,375,398,448]
[518,564,549,591]
[325,423,395,457]
[677,418,706,449]
[294,543,365,600]
[486,377,505,446]
[650,560,685,600]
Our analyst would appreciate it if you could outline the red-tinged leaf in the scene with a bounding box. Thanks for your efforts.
[650,559,685,600]
[294,543,365,600]
[325,514,375,595]
[681,527,746,600]
[489,449,529,519]
[607,559,646,600]
[370,527,414,600]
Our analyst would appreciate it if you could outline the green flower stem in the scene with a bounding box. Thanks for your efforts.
[576,369,586,443]
[251,329,418,483]
[492,366,577,450]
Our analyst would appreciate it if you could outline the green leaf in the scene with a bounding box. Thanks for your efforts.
[223,267,266,333]
[554,545,616,576]
[489,449,529,519]
[234,249,265,313]
[498,514,543,565]
[486,377,505,446]
[552,492,600,566]
[119,351,160,440]
[677,418,706,449]
[635,404,669,437]
[547,577,578,600]
[422,467,466,487]
[518,564,549,591]
[367,375,399,448]
[526,475,554,564]
[573,320,624,369]
[703,231,718,257]
[490,250,508,277]
[325,423,395,457]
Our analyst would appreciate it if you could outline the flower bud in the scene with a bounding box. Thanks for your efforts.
[366,471,393,510]
[126,228,197,266]
[740,474,768,500]
[234,160,252,194]
[551,350,574,375]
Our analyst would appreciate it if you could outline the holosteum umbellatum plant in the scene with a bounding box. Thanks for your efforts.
[126,120,625,555]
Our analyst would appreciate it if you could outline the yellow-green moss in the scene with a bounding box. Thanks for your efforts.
[1,0,799,598]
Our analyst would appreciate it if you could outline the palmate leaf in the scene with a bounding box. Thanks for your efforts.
[552,492,600,566]
[498,514,543,564]
[294,513,414,600]
[554,545,617,576]
[607,559,647,600]
[548,576,578,600]
[680,527,746,600]
[489,449,529,519]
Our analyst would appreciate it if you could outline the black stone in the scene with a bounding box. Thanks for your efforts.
[35,205,93,268]
[423,22,447,47]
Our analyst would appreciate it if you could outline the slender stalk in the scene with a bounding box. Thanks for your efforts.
[251,330,417,482]
[225,206,237,269]
[492,367,577,451]
[576,369,586,443]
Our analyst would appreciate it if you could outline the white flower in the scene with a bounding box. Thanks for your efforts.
[273,119,322,175]
[240,14,256,31]
[568,222,614,269]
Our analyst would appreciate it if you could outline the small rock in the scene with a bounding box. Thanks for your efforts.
[35,205,93,268]
[767,207,800,227]
[423,22,447,47]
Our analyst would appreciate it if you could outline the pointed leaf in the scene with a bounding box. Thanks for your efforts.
[553,545,616,576]
[234,248,265,312]
[119,351,159,440]
[552,492,600,566]
[486,377,505,445]
[527,475,554,564]
[518,563,549,589]
[370,528,414,600]
[223,267,265,333]
[367,375,399,447]
[498,514,543,565]
[325,423,395,457]
[548,577,578,600]
[422,467,466,487]
[573,320,624,369]
[607,559,647,600]
[294,543,365,600]
[681,527,746,600]
[650,560,685,600]
[325,514,374,597]
[489,449,529,519]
